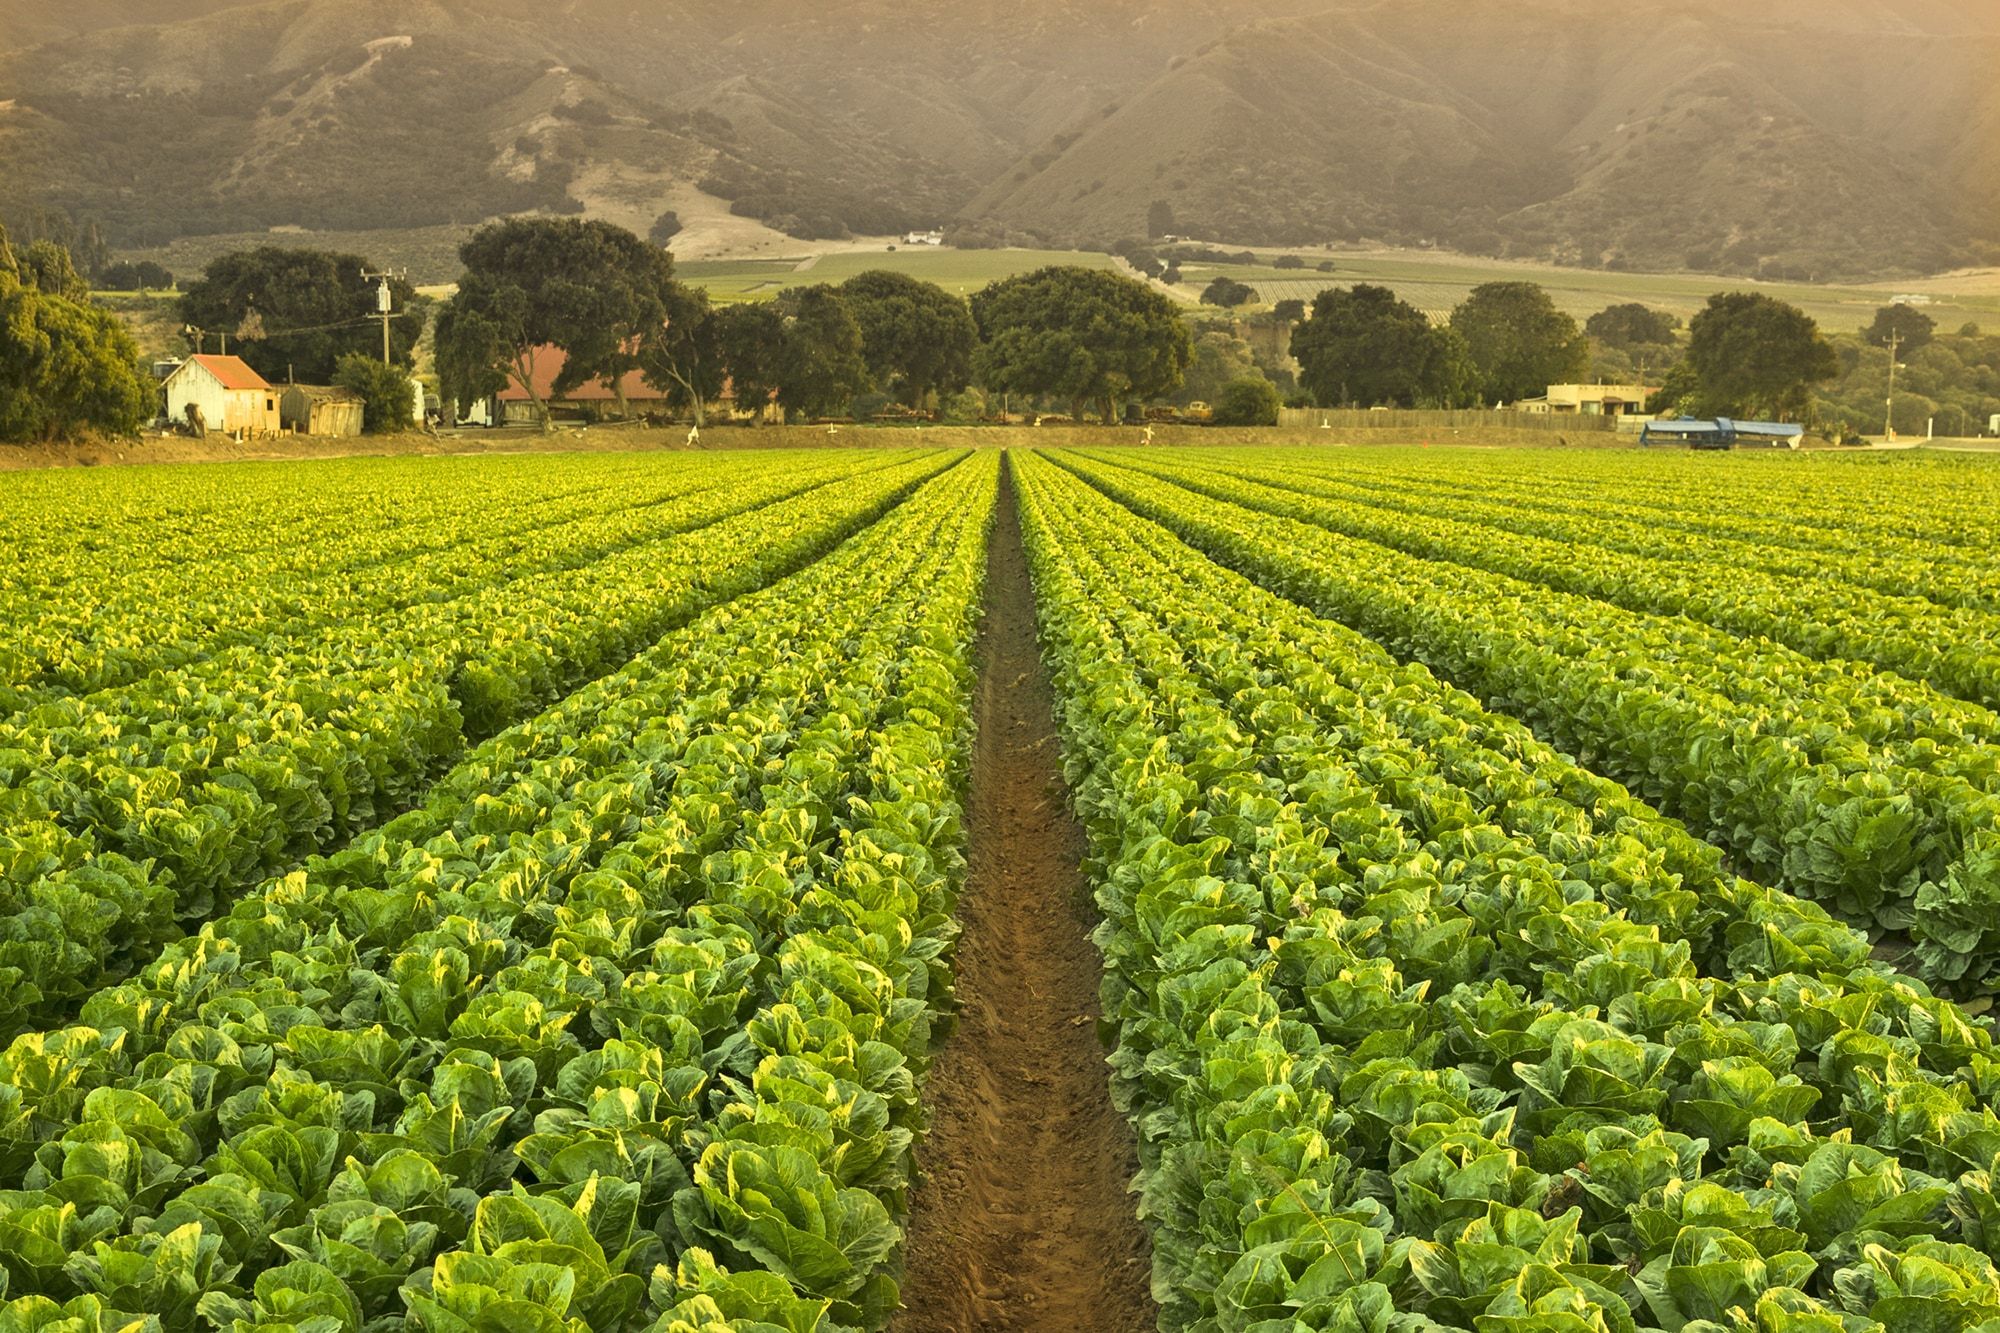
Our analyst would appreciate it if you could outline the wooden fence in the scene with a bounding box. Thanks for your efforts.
[1275,408,1618,434]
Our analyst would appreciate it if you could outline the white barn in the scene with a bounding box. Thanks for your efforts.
[163,355,280,435]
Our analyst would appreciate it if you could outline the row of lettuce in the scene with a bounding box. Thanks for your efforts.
[0,454,998,1332]
[0,451,956,1039]
[1283,446,2000,560]
[1129,449,2000,711]
[1016,451,2000,1333]
[1236,449,2000,616]
[1057,450,2000,997]
[5,452,772,705]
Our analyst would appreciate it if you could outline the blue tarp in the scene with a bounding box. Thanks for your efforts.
[1641,418,1805,447]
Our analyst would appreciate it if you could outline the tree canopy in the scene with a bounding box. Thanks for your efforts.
[1687,292,1839,419]
[637,283,727,424]
[1200,276,1257,309]
[837,270,977,408]
[439,218,678,426]
[0,269,153,442]
[19,241,91,301]
[1176,328,1262,407]
[773,285,872,421]
[179,247,417,383]
[333,354,416,435]
[707,302,786,420]
[971,266,1191,424]
[1586,302,1680,350]
[1865,303,1936,356]
[1290,284,1473,408]
[433,298,512,425]
[1449,281,1589,404]
[1210,376,1281,426]
[99,261,176,292]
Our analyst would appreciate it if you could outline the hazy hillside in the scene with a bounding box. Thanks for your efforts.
[974,0,2000,277]
[1,0,1994,278]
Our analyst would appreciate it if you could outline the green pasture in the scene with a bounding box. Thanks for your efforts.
[1177,251,2000,333]
[679,247,1120,302]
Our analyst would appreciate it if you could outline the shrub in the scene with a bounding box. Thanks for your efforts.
[1210,376,1281,426]
[333,354,416,434]
[1201,276,1257,309]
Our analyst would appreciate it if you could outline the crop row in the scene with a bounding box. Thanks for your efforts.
[1055,450,2000,994]
[1253,450,2000,615]
[0,453,997,1332]
[1,451,707,707]
[0,450,891,708]
[1353,447,2000,552]
[1151,449,2000,703]
[0,451,960,1039]
[1015,451,2000,1333]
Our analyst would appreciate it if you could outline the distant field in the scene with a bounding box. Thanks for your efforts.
[115,222,2000,336]
[123,225,475,287]
[1178,248,2000,333]
[679,247,1119,301]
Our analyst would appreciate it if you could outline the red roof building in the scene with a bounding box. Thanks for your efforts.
[188,354,273,391]
[495,346,667,412]
[163,354,280,436]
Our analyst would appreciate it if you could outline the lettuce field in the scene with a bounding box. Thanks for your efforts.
[3,443,2000,1333]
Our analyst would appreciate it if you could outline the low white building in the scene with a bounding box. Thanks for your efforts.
[163,354,279,435]
[1514,383,1657,418]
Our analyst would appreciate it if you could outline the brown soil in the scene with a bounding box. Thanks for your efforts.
[0,423,1661,473]
[895,460,1158,1333]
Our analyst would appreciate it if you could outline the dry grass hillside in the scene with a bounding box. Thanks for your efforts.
[1,0,1994,279]
[974,0,2000,278]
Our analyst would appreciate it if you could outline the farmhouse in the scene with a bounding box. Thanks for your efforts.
[279,384,365,437]
[162,354,280,435]
[489,346,671,424]
[902,230,946,247]
[1513,383,1657,417]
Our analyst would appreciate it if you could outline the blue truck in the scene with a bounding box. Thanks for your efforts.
[1640,418,1805,450]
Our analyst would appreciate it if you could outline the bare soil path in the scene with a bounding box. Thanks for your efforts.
[895,459,1158,1333]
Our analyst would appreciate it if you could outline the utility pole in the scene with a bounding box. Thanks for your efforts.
[362,270,406,364]
[1884,326,1901,440]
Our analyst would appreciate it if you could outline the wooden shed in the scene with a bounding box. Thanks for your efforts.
[162,354,279,436]
[280,384,365,437]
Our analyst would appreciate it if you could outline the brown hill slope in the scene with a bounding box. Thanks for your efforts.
[0,0,1993,278]
[971,0,2000,277]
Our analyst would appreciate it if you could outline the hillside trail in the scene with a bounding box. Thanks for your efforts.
[895,458,1158,1332]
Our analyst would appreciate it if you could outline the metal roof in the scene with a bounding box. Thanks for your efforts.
[1646,418,1728,434]
[180,354,273,392]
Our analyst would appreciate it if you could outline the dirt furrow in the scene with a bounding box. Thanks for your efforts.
[896,457,1158,1332]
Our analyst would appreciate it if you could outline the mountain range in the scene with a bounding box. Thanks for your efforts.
[2,0,1995,279]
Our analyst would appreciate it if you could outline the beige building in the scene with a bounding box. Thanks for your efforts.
[1514,383,1657,417]
[162,355,280,435]
[280,385,365,437]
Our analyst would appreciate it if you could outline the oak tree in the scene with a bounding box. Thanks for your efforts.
[1450,281,1589,404]
[838,270,977,409]
[971,266,1191,423]
[1688,292,1839,418]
